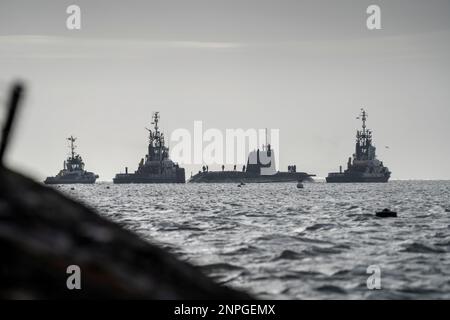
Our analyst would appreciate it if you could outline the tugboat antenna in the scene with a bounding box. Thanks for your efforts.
[151,112,160,135]
[67,136,76,159]
[360,108,367,135]
[265,128,268,147]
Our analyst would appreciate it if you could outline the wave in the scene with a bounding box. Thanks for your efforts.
[222,245,259,255]
[305,223,336,231]
[295,236,334,245]
[315,285,347,294]
[273,250,303,261]
[273,246,343,261]
[304,246,343,256]
[277,270,325,280]
[402,242,445,254]
[199,262,246,273]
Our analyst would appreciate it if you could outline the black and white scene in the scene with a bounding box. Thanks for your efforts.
[0,0,449,307]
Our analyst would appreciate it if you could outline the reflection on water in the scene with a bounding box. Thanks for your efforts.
[56,181,450,299]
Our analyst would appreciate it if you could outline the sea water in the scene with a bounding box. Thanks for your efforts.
[58,181,450,299]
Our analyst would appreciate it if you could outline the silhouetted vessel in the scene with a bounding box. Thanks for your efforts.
[44,136,99,184]
[190,143,315,183]
[113,112,185,184]
[326,109,391,183]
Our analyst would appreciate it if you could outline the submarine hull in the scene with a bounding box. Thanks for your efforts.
[190,171,314,183]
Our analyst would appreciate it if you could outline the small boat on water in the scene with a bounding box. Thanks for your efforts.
[113,112,185,184]
[326,109,391,183]
[44,136,99,185]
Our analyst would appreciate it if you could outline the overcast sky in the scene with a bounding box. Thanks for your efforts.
[1,0,449,180]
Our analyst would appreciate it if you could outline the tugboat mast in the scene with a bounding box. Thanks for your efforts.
[67,136,76,159]
[360,108,367,135]
[355,108,374,161]
[152,112,160,137]
[145,111,168,162]
[147,112,164,146]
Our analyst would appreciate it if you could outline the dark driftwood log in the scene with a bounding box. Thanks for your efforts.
[0,167,252,299]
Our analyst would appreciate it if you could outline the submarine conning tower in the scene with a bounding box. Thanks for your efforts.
[246,143,277,175]
[246,129,277,176]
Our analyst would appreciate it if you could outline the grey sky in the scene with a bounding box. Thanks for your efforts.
[1,0,449,180]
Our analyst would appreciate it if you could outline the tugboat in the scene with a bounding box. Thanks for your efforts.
[326,109,391,183]
[190,142,315,183]
[44,136,99,184]
[113,112,185,184]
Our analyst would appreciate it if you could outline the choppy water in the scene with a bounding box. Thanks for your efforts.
[57,181,450,299]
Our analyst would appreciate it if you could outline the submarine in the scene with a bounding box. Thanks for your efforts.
[190,143,315,183]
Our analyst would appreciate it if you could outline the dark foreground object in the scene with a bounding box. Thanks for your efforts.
[0,167,251,299]
[376,209,397,218]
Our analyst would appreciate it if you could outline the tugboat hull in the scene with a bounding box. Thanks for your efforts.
[113,178,185,184]
[113,177,185,184]
[113,169,185,184]
[44,176,97,185]
[325,174,389,183]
